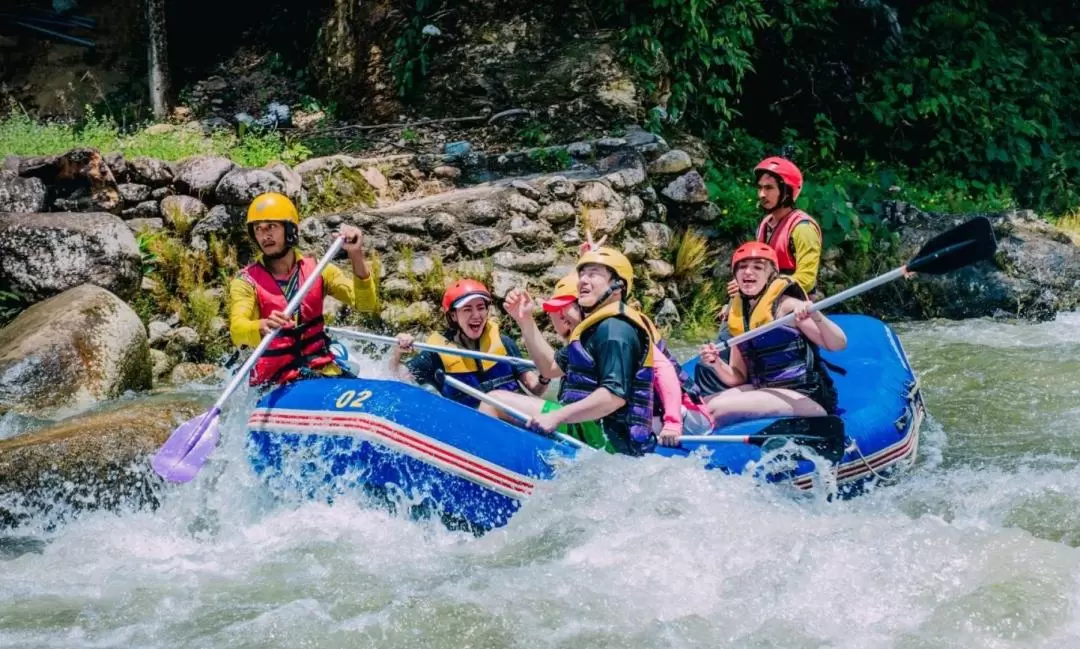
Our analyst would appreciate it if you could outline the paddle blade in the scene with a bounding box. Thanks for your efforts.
[754,415,846,462]
[906,216,997,275]
[150,408,222,483]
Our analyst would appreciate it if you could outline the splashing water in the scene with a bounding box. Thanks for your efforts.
[3,314,1080,648]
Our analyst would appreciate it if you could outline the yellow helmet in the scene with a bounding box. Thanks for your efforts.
[542,272,579,313]
[246,192,299,226]
[576,246,634,293]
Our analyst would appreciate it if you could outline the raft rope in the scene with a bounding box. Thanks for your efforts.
[847,376,923,486]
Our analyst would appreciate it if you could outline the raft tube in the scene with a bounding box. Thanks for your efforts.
[246,315,923,530]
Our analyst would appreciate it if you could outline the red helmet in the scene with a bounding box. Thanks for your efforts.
[754,156,803,202]
[731,241,779,273]
[441,279,492,312]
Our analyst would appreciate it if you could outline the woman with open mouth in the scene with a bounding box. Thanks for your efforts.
[697,242,848,428]
[389,279,547,409]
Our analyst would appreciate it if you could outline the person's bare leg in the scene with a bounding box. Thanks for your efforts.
[477,391,549,426]
[705,386,826,428]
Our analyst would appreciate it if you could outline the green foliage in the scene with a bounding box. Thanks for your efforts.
[0,289,29,328]
[517,121,551,147]
[855,3,1080,214]
[601,0,773,130]
[135,230,162,277]
[0,105,312,167]
[528,147,572,172]
[390,0,443,97]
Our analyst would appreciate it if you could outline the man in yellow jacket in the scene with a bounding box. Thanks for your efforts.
[228,192,378,385]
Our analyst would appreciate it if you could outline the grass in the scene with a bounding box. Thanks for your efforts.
[1056,209,1080,245]
[0,106,311,167]
[672,228,710,281]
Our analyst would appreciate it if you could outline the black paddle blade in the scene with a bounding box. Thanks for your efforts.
[905,216,997,275]
[751,415,846,463]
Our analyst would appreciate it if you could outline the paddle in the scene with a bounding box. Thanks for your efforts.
[439,374,588,450]
[719,215,998,352]
[680,415,846,462]
[327,328,538,369]
[151,235,349,483]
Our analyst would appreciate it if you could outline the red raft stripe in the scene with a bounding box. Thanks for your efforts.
[248,410,535,496]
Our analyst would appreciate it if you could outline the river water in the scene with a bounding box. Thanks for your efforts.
[2,313,1080,648]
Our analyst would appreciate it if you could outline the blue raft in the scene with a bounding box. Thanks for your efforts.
[246,315,924,530]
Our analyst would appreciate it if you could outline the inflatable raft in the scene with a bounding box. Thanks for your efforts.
[246,315,924,530]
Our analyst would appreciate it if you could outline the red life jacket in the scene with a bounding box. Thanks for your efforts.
[756,209,822,273]
[242,256,335,386]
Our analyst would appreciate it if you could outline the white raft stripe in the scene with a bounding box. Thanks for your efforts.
[791,402,924,490]
[248,408,535,499]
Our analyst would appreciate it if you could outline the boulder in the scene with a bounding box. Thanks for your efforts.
[539,201,576,225]
[0,285,151,419]
[386,216,428,234]
[885,208,1080,321]
[655,299,681,327]
[125,218,165,234]
[576,181,620,207]
[265,162,303,202]
[491,270,530,300]
[0,395,206,531]
[545,177,576,200]
[508,215,556,245]
[646,259,675,279]
[640,222,674,253]
[459,228,509,254]
[622,237,649,262]
[492,250,557,272]
[425,212,457,237]
[661,171,710,204]
[215,168,286,206]
[511,179,543,201]
[463,199,501,225]
[122,200,160,219]
[580,206,626,238]
[380,301,436,328]
[0,212,140,302]
[0,171,47,213]
[53,148,122,213]
[117,183,152,204]
[382,277,415,298]
[167,362,219,386]
[149,348,176,380]
[160,195,208,232]
[300,160,377,212]
[396,254,436,278]
[128,157,174,187]
[173,156,235,198]
[625,195,646,223]
[505,192,541,216]
[647,150,693,175]
[190,204,240,239]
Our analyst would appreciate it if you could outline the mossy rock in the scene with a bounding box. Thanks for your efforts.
[305,165,378,214]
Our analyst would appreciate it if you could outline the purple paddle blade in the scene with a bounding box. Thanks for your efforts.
[151,407,221,483]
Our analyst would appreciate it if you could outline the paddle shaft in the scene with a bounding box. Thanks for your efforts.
[214,237,348,410]
[720,267,906,351]
[680,434,835,444]
[440,375,587,450]
[328,328,538,369]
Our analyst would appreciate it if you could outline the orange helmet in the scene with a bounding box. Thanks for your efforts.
[442,279,492,312]
[731,241,778,273]
[754,156,803,203]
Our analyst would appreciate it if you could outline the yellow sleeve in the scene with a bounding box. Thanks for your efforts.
[321,264,379,313]
[790,221,822,294]
[228,276,263,348]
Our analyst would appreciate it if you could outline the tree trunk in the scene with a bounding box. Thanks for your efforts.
[146,0,170,120]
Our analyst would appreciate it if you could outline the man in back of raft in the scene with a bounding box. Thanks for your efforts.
[484,247,659,456]
[228,192,378,386]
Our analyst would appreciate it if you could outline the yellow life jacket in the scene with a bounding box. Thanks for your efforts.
[728,277,806,336]
[427,322,523,406]
[569,300,657,367]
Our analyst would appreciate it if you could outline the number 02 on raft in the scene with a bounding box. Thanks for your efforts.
[334,389,374,409]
